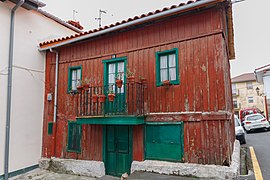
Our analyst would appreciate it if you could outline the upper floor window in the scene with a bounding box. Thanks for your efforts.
[232,84,237,94]
[246,82,253,89]
[248,96,254,103]
[68,66,82,91]
[156,48,179,86]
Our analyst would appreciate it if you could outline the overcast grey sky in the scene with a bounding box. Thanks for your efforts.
[41,0,270,78]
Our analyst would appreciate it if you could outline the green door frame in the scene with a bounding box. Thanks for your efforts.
[102,125,133,175]
[103,57,127,114]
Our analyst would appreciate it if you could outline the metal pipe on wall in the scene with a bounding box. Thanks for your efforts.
[49,49,59,157]
[4,1,25,179]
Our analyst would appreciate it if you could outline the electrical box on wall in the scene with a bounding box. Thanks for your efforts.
[47,93,53,101]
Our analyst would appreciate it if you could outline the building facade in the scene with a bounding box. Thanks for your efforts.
[231,73,265,117]
[40,0,235,177]
[255,64,270,120]
[0,0,80,177]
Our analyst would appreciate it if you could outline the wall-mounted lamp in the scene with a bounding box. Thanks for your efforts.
[112,54,116,59]
[256,87,264,96]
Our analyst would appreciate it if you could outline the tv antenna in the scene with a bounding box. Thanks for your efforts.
[95,9,107,28]
[73,10,78,21]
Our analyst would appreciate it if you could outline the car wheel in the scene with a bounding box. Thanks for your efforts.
[241,138,246,144]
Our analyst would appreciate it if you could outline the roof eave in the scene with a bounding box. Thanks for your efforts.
[39,0,226,51]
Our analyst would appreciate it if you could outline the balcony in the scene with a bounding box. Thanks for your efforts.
[75,82,146,118]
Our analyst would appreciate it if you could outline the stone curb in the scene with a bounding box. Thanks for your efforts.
[131,140,240,179]
[39,157,105,178]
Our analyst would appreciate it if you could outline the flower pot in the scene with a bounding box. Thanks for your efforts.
[83,84,89,90]
[162,80,170,88]
[127,76,135,84]
[92,94,98,103]
[98,94,106,103]
[140,77,147,85]
[108,94,115,102]
[76,85,83,92]
[116,79,123,88]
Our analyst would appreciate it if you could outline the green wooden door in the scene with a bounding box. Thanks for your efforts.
[106,61,126,114]
[105,125,132,176]
[145,123,184,161]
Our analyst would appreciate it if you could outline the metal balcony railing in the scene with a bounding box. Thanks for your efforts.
[75,82,146,117]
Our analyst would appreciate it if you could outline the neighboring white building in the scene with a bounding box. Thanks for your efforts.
[255,64,270,119]
[0,0,81,178]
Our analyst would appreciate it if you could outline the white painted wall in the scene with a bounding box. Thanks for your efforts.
[0,1,77,175]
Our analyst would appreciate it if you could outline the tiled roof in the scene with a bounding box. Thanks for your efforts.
[39,0,226,47]
[231,73,256,83]
[37,9,83,33]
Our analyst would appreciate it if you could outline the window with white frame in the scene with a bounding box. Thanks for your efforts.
[248,96,254,103]
[246,82,253,89]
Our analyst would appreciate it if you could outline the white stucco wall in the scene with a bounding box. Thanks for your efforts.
[0,1,77,175]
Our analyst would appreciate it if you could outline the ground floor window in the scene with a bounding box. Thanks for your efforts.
[145,122,184,161]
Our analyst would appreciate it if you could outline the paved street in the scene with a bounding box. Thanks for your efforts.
[243,129,270,178]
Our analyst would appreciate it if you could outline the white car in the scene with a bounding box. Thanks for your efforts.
[235,115,246,144]
[243,113,270,133]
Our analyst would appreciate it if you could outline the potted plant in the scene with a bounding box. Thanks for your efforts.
[108,90,115,102]
[162,80,170,88]
[139,76,147,85]
[115,72,123,88]
[76,80,83,92]
[98,94,106,103]
[92,94,98,103]
[127,68,135,84]
[82,78,90,90]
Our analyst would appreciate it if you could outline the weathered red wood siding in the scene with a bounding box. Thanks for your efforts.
[42,6,234,165]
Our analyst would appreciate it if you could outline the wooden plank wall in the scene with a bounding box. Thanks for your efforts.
[42,6,234,165]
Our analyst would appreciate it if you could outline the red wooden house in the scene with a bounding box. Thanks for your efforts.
[40,0,235,177]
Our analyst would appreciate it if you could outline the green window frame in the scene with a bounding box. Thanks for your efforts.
[68,66,82,91]
[155,48,179,86]
[67,121,82,153]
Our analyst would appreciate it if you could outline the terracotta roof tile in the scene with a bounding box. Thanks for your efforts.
[231,73,256,83]
[39,0,226,47]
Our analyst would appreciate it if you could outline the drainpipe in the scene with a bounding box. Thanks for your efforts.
[50,49,59,157]
[4,1,24,179]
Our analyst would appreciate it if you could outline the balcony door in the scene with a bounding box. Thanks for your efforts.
[104,58,126,114]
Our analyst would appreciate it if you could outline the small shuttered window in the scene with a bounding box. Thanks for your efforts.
[67,121,82,153]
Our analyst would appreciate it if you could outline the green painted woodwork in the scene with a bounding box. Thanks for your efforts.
[155,48,180,86]
[103,57,127,114]
[104,125,132,176]
[145,123,184,162]
[76,116,145,125]
[67,65,82,92]
[47,122,53,135]
[67,121,82,153]
[0,164,38,179]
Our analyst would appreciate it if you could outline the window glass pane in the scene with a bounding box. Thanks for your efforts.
[118,62,124,73]
[72,70,76,81]
[160,69,168,81]
[169,68,176,81]
[77,69,81,80]
[109,74,115,84]
[160,56,167,68]
[72,81,76,90]
[168,54,176,67]
[109,63,115,74]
